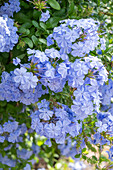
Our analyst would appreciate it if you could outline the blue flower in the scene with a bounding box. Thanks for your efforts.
[3,121,18,133]
[40,10,50,22]
[8,129,21,143]
[0,136,5,143]
[45,48,60,59]
[39,108,53,120]
[107,146,113,161]
[24,164,31,170]
[0,0,20,17]
[58,63,69,78]
[95,121,108,133]
[13,57,21,66]
[14,67,28,84]
[44,123,56,138]
[20,72,38,90]
[37,99,50,109]
[0,15,19,52]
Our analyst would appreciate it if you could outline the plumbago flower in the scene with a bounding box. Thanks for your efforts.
[0,15,19,52]
[40,10,50,22]
[0,0,20,17]
[0,17,112,169]
[30,99,82,145]
[47,18,106,58]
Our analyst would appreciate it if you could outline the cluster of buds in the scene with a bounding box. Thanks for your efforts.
[28,0,47,10]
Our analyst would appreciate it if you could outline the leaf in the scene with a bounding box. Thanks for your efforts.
[38,38,47,45]
[16,54,26,59]
[40,22,47,30]
[21,22,32,29]
[20,1,29,8]
[35,30,41,37]
[53,8,65,17]
[68,1,75,15]
[92,156,97,161]
[33,10,41,19]
[32,20,39,28]
[46,17,60,28]
[23,37,33,48]
[31,35,38,46]
[18,27,30,35]
[47,0,61,10]
[75,154,80,158]
[18,27,27,34]
[25,29,30,35]
[14,12,31,23]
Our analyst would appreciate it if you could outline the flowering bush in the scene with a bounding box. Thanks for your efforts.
[0,0,113,169]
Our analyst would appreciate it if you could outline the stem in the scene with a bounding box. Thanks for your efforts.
[98,145,102,168]
[7,51,13,64]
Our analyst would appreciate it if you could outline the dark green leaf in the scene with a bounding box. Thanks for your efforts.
[33,10,41,19]
[46,17,60,28]
[47,0,61,10]
[23,38,33,48]
[40,22,47,30]
[31,35,39,46]
[32,20,39,28]
[68,1,75,15]
[14,12,31,23]
[38,38,47,45]
[16,54,26,59]
[18,27,27,34]
[21,22,32,29]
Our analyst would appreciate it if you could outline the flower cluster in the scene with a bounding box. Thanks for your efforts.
[47,18,106,58]
[0,17,111,169]
[0,120,27,143]
[0,71,47,105]
[0,15,19,52]
[0,0,20,17]
[30,99,82,145]
[96,111,113,136]
[100,79,113,106]
[0,143,40,169]
[58,138,86,160]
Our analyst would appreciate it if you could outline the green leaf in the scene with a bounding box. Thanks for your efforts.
[82,148,86,153]
[16,54,26,59]
[92,156,97,161]
[18,27,27,34]
[23,38,33,48]
[75,154,80,158]
[0,101,7,107]
[33,10,41,19]
[14,12,31,23]
[53,8,65,17]
[32,20,39,28]
[38,38,47,45]
[18,27,30,35]
[40,22,47,30]
[46,17,60,28]
[82,155,87,160]
[20,1,29,8]
[47,0,61,10]
[35,30,41,37]
[21,22,32,29]
[25,29,30,35]
[68,1,75,15]
[31,35,39,46]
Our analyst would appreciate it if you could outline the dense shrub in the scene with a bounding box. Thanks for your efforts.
[0,0,113,169]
